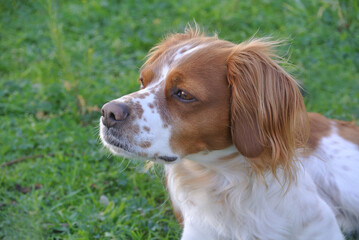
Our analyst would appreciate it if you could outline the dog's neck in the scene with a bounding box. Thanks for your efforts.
[164,145,289,235]
[165,146,254,199]
[165,145,291,198]
[181,145,250,174]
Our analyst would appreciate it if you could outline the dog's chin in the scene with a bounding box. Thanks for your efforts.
[101,135,142,157]
[105,142,138,158]
[101,134,179,164]
[99,122,180,163]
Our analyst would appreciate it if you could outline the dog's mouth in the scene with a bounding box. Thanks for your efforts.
[101,128,138,156]
[100,126,178,163]
[105,138,133,154]
[156,156,178,162]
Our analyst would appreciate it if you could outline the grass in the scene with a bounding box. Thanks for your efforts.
[0,0,358,239]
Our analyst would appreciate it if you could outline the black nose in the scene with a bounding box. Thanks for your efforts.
[101,101,129,128]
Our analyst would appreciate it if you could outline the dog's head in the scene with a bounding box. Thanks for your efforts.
[100,27,308,174]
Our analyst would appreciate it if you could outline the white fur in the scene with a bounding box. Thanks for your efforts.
[172,44,207,62]
[166,145,345,240]
[301,124,359,233]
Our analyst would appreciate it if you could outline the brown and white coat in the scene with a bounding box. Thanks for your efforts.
[100,27,359,239]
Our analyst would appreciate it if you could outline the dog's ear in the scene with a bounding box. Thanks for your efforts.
[227,39,309,175]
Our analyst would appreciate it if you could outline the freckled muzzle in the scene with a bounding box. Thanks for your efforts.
[99,95,179,163]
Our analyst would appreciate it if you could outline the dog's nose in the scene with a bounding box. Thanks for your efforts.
[101,101,129,128]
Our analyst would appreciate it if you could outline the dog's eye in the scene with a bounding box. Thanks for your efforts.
[175,89,196,102]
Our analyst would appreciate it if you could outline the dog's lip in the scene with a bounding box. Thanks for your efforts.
[101,127,179,163]
[102,131,135,154]
[107,141,179,162]
[107,139,132,152]
[105,138,179,163]
[107,141,136,156]
[157,156,178,162]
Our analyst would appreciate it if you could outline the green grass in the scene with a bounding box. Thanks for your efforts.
[0,0,358,239]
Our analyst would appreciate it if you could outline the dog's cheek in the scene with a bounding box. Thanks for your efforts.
[168,121,208,156]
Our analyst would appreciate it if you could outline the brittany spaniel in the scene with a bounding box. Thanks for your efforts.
[99,27,359,239]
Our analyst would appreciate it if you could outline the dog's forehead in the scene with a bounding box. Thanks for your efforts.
[120,40,230,118]
[171,44,207,63]
[145,42,209,85]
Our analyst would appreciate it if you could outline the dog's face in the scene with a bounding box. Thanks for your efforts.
[100,35,234,163]
[100,29,308,172]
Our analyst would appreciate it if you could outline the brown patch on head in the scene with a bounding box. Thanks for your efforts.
[227,38,309,179]
[162,40,234,156]
[307,113,332,150]
[335,119,359,146]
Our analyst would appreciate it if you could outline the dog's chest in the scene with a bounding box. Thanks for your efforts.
[164,160,331,239]
[164,161,295,239]
[165,163,245,238]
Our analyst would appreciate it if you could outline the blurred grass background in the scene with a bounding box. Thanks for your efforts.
[0,0,358,239]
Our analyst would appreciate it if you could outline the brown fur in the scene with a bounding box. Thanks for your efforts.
[227,39,309,179]
[306,113,359,151]
[139,68,154,88]
[167,44,234,156]
[307,113,332,150]
[335,119,359,146]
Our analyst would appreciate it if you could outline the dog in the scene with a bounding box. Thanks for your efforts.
[99,26,359,239]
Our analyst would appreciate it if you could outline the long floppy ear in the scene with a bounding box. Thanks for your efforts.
[227,38,309,176]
